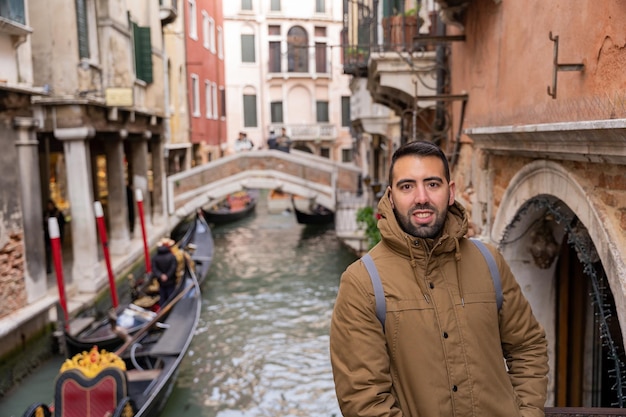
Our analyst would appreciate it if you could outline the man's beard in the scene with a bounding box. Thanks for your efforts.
[393,204,448,239]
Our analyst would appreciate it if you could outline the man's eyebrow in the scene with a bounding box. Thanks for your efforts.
[396,176,444,187]
[395,178,416,187]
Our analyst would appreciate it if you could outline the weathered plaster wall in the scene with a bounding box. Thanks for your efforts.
[0,117,27,318]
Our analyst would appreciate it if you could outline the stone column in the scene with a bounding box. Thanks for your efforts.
[129,134,152,226]
[105,130,131,255]
[14,117,47,302]
[151,134,165,222]
[54,127,102,293]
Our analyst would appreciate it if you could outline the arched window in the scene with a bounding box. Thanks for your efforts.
[287,26,308,73]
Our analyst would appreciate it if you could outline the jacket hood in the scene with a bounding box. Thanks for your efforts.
[376,187,469,258]
[156,245,172,254]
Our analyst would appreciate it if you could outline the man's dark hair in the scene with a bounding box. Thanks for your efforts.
[388,141,451,187]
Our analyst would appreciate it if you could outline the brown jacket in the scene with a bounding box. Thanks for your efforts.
[330,190,548,416]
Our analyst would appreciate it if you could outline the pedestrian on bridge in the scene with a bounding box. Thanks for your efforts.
[276,127,292,153]
[330,141,548,417]
[235,131,254,152]
[267,128,278,150]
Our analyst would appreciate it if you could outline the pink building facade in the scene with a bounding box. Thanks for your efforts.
[185,0,227,163]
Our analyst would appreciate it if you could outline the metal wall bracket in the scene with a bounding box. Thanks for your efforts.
[547,32,585,99]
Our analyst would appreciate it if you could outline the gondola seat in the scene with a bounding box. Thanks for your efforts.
[53,367,130,417]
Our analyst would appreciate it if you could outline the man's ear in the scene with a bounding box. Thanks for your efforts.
[387,186,394,209]
[448,181,456,206]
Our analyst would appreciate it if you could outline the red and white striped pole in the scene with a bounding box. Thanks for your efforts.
[135,189,151,274]
[94,201,119,308]
[48,217,68,328]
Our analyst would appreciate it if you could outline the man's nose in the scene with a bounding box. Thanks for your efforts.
[412,185,429,204]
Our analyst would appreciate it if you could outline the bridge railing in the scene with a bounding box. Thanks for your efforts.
[167,150,361,219]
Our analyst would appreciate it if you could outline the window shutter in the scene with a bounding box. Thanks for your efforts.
[133,23,153,83]
[241,34,256,63]
[243,94,258,127]
[316,101,329,122]
[75,0,90,59]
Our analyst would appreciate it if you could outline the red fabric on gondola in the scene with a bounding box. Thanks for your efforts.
[54,368,127,417]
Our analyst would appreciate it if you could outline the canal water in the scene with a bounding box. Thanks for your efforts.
[0,192,356,417]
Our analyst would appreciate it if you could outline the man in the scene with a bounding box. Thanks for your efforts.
[276,127,292,153]
[267,128,278,150]
[234,131,253,152]
[151,238,179,306]
[330,141,549,416]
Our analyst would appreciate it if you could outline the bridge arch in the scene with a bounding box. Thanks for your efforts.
[167,149,361,220]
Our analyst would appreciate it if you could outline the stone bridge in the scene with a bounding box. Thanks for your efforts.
[167,149,363,220]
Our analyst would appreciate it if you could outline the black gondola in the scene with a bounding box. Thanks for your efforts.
[203,189,259,225]
[292,199,335,225]
[23,255,202,417]
[62,210,214,357]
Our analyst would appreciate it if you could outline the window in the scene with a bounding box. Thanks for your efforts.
[270,101,283,123]
[241,34,256,63]
[217,27,224,58]
[268,25,280,36]
[342,148,353,163]
[241,0,252,11]
[191,74,200,116]
[220,87,227,118]
[0,0,26,25]
[315,42,327,73]
[133,22,153,83]
[76,0,90,58]
[341,96,351,127]
[316,0,325,13]
[243,94,258,127]
[212,82,219,119]
[202,12,216,52]
[269,42,281,72]
[316,101,329,122]
[287,26,308,73]
[188,0,197,39]
[270,0,280,11]
[209,18,216,52]
[320,147,330,158]
[202,11,209,49]
[205,80,212,118]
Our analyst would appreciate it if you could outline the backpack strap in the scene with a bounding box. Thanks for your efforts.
[469,238,503,312]
[361,239,504,333]
[361,253,386,331]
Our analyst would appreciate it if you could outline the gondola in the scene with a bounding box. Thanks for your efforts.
[22,257,202,417]
[62,210,213,357]
[292,198,335,225]
[203,189,259,224]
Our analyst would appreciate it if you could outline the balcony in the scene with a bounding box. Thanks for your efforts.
[159,0,178,26]
[273,124,337,142]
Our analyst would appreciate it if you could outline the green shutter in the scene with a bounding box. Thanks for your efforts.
[241,34,255,63]
[317,101,329,122]
[342,96,350,127]
[243,94,258,127]
[75,0,90,59]
[133,23,153,83]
